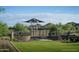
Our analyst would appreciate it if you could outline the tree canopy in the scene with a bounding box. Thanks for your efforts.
[45,22,79,35]
[45,23,57,32]
[14,23,29,32]
[0,22,9,36]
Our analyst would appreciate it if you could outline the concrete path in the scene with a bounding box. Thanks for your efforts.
[0,40,19,52]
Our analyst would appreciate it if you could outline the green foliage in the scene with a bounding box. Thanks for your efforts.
[14,23,29,32]
[64,22,76,31]
[56,23,64,35]
[45,23,57,32]
[46,22,79,35]
[0,22,9,36]
[45,23,57,35]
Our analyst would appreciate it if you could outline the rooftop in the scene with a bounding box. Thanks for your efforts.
[24,18,44,23]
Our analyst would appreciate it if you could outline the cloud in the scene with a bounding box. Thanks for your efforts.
[0,13,79,26]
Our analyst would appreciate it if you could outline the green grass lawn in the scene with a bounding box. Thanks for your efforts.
[13,40,79,52]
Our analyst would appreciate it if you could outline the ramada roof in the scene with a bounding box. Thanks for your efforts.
[24,18,44,23]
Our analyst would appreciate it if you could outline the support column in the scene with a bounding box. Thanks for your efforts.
[11,31,14,41]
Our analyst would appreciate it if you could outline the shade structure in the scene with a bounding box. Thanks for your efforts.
[24,18,44,23]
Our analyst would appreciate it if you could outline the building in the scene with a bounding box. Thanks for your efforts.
[24,18,50,40]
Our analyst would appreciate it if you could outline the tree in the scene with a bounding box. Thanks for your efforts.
[0,22,9,36]
[56,23,64,35]
[56,22,77,35]
[0,8,9,36]
[14,23,29,32]
[61,22,77,34]
[45,23,57,31]
[45,23,57,35]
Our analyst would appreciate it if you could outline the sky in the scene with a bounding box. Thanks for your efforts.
[0,6,79,26]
